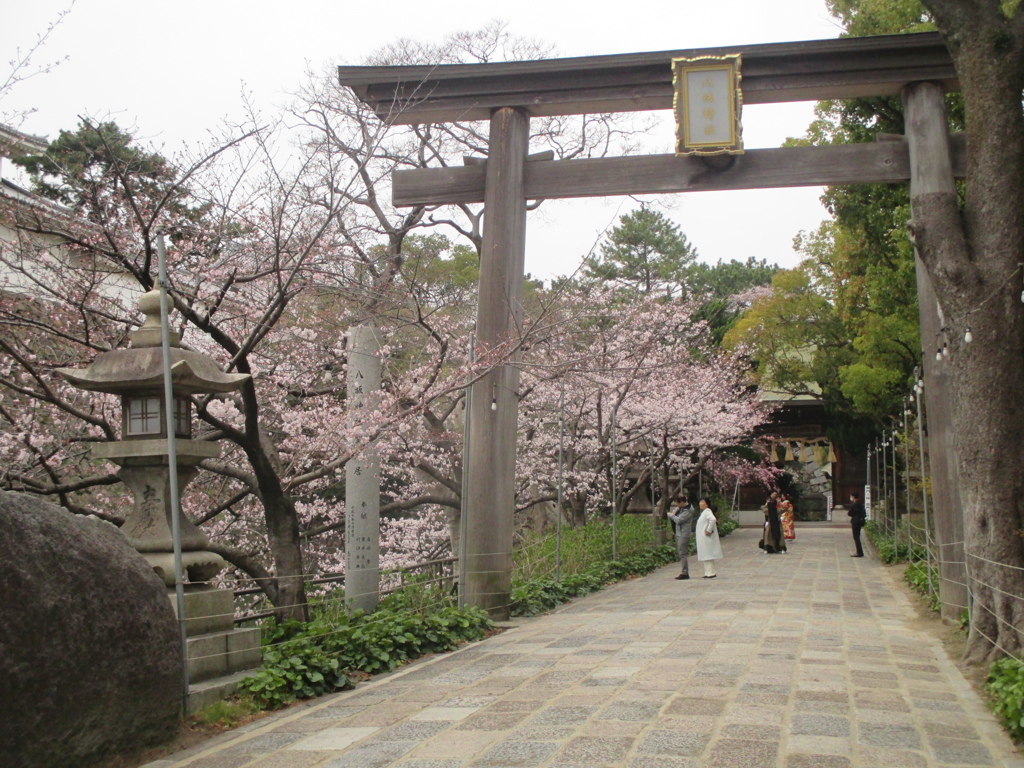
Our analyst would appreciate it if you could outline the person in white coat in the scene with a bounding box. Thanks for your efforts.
[695,497,723,578]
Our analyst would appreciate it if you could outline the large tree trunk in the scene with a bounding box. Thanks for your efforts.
[915,0,1024,662]
[239,383,310,623]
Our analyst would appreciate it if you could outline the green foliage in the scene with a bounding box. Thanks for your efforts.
[903,560,940,612]
[583,208,697,298]
[864,520,927,564]
[511,513,740,616]
[237,604,492,709]
[189,696,261,728]
[11,119,206,235]
[728,0,970,451]
[687,257,778,344]
[510,545,677,617]
[986,657,1024,743]
[513,514,659,583]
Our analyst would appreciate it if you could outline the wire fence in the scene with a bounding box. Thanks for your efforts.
[867,385,1023,666]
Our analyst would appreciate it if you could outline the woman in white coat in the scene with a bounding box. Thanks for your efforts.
[695,497,723,578]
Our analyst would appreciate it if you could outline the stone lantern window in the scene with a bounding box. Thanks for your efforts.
[123,394,191,439]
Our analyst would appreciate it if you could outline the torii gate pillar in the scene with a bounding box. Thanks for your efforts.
[463,107,530,618]
[903,81,967,622]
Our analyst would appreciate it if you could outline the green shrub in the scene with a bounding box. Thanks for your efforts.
[903,560,940,613]
[864,520,927,564]
[513,515,660,583]
[986,657,1024,743]
[238,604,492,709]
[510,544,676,617]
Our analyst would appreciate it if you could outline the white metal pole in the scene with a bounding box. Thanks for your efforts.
[155,231,189,709]
[611,407,618,562]
[892,424,900,553]
[458,333,474,609]
[903,404,913,561]
[557,380,564,581]
[915,387,934,595]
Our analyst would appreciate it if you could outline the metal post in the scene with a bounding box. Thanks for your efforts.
[866,446,872,514]
[556,380,564,581]
[915,384,934,595]
[881,433,889,534]
[903,403,914,562]
[155,231,189,709]
[611,407,618,562]
[458,333,474,609]
[892,423,900,555]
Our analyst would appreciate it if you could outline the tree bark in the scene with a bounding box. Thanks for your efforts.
[914,0,1024,661]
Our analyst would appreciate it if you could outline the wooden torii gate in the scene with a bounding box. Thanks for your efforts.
[338,31,966,620]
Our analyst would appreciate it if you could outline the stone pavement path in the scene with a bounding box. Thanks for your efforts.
[146,528,1023,768]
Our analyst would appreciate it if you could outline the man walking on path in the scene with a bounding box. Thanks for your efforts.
[849,490,866,557]
[668,492,694,580]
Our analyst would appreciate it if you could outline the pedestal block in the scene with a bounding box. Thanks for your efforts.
[168,586,262,712]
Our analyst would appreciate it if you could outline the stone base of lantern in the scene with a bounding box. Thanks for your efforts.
[145,550,227,587]
[167,585,262,713]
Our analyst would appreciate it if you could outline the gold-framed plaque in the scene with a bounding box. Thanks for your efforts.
[673,54,743,156]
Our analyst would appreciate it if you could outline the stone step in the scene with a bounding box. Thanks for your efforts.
[186,670,254,715]
[186,626,261,683]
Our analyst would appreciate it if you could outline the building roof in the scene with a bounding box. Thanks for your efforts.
[0,124,48,159]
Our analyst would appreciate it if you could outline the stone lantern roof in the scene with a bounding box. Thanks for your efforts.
[57,289,249,395]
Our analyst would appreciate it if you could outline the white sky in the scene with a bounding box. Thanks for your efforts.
[2,0,843,281]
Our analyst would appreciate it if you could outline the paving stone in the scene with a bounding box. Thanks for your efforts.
[623,753,701,768]
[322,740,416,768]
[487,701,545,713]
[287,727,379,750]
[247,753,342,768]
[927,737,995,765]
[222,733,306,754]
[177,757,253,768]
[634,730,710,756]
[470,740,558,766]
[411,707,482,722]
[665,697,727,716]
[528,706,598,726]
[373,720,452,741]
[856,746,929,767]
[857,722,922,749]
[912,697,964,712]
[705,738,778,768]
[271,718,346,733]
[854,692,911,713]
[554,735,633,763]
[720,724,779,741]
[509,725,576,740]
[596,701,662,721]
[456,712,529,731]
[785,754,851,768]
[923,721,980,740]
[394,762,465,768]
[313,705,367,718]
[789,714,850,738]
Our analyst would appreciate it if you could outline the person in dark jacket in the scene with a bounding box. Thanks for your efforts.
[668,493,694,580]
[848,491,866,557]
[760,491,786,554]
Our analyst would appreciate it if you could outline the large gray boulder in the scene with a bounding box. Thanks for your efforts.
[0,492,183,768]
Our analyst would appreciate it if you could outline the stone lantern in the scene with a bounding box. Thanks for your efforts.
[58,290,259,709]
[59,290,248,583]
